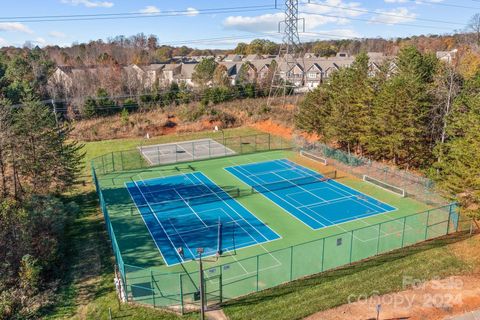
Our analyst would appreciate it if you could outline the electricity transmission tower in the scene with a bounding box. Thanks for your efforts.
[267,0,305,107]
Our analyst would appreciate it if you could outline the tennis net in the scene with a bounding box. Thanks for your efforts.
[131,186,241,215]
[252,170,337,193]
[363,175,406,197]
[300,150,327,165]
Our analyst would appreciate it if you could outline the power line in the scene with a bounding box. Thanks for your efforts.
[302,1,466,26]
[0,5,276,23]
[395,0,480,10]
[298,11,455,31]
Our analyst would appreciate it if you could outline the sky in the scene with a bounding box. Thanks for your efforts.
[0,0,475,49]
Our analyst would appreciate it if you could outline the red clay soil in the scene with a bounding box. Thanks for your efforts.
[252,119,319,143]
[305,275,480,320]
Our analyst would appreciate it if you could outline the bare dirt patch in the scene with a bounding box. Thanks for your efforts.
[305,235,480,320]
[252,119,319,143]
[305,275,480,320]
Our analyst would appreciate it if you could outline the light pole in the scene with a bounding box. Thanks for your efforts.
[197,248,205,320]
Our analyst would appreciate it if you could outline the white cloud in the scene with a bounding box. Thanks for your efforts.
[370,7,416,25]
[186,7,199,17]
[384,0,409,3]
[139,5,160,14]
[60,0,114,8]
[49,31,67,38]
[0,22,33,34]
[223,0,366,33]
[0,37,9,47]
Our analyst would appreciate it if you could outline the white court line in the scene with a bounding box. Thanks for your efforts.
[186,173,283,269]
[133,180,185,265]
[230,159,402,243]
[172,188,209,228]
[226,165,326,230]
[164,218,197,259]
[125,182,170,266]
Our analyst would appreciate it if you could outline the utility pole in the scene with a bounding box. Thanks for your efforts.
[267,0,305,108]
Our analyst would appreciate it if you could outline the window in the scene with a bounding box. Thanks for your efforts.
[308,72,317,79]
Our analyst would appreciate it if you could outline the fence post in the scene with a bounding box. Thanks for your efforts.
[151,270,155,308]
[446,204,452,234]
[290,246,294,281]
[240,136,243,154]
[256,255,259,291]
[376,224,382,255]
[321,238,326,272]
[179,274,184,315]
[111,152,115,172]
[123,264,128,302]
[120,151,124,171]
[424,210,431,240]
[268,134,271,150]
[401,217,407,248]
[349,231,354,263]
[175,144,178,163]
[192,141,195,160]
[219,268,223,304]
[157,145,161,164]
[101,155,105,174]
[208,139,211,158]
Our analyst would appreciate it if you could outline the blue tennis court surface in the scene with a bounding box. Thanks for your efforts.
[226,159,396,230]
[126,172,280,266]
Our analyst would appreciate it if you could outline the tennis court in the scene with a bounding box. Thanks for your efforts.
[226,159,397,230]
[125,172,280,266]
[139,139,236,165]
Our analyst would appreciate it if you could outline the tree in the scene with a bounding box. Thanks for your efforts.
[12,98,83,195]
[213,64,230,87]
[467,13,480,46]
[192,58,217,88]
[431,73,480,219]
[234,42,248,55]
[312,42,337,57]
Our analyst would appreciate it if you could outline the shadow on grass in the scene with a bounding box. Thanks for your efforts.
[39,188,117,318]
[221,231,471,310]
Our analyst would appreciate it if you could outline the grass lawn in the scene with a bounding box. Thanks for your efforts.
[42,126,476,320]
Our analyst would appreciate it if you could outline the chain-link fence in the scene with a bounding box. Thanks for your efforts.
[297,138,449,207]
[91,134,470,314]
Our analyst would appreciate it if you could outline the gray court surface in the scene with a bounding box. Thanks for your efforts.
[138,138,236,165]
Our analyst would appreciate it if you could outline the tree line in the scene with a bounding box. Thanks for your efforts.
[296,46,480,219]
[0,97,83,318]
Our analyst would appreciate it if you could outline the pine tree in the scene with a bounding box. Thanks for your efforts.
[432,73,480,219]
